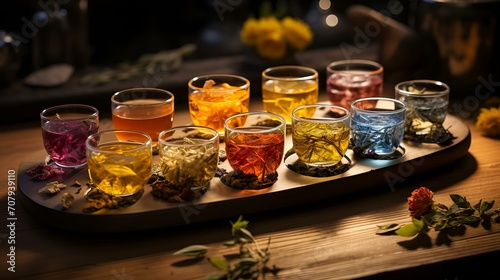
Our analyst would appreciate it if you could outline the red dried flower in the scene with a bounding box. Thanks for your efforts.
[407,187,434,218]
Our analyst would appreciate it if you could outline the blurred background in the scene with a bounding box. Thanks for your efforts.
[1,0,499,123]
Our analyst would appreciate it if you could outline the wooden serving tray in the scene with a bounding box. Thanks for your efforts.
[18,115,471,233]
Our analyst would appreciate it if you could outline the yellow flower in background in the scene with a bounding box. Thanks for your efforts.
[256,31,287,60]
[240,15,313,60]
[240,17,260,46]
[476,106,500,137]
[281,16,313,50]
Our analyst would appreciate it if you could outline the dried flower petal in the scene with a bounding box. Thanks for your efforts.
[61,192,74,210]
[408,186,434,218]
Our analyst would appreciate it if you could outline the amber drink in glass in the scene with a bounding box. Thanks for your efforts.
[111,88,174,142]
[189,74,250,135]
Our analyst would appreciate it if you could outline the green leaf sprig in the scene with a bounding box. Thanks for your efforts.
[173,216,281,280]
[377,192,500,237]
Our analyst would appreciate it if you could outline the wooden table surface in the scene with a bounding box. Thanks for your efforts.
[1,99,499,280]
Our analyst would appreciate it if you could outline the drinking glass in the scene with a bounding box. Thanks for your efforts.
[351,97,406,156]
[111,88,174,142]
[262,65,318,123]
[188,74,250,135]
[292,104,350,167]
[40,104,99,168]
[326,60,383,110]
[224,112,286,182]
[86,130,152,197]
[158,126,219,191]
[395,80,449,135]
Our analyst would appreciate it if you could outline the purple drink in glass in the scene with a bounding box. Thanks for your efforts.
[41,104,99,168]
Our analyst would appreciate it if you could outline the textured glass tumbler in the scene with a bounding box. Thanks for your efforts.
[351,97,406,156]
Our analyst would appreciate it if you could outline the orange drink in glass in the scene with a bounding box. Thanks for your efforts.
[188,74,250,135]
[111,88,174,142]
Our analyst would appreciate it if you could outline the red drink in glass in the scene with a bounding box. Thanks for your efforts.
[225,129,285,181]
[326,60,383,110]
[224,112,286,183]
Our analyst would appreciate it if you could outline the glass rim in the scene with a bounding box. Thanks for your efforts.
[158,126,219,146]
[40,104,99,121]
[327,59,383,76]
[224,111,286,134]
[351,97,406,114]
[85,129,152,153]
[395,79,450,97]
[292,104,350,123]
[111,88,175,106]
[262,65,318,81]
[188,74,250,90]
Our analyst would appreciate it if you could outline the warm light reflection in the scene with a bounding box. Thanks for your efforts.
[326,14,339,27]
[319,0,331,10]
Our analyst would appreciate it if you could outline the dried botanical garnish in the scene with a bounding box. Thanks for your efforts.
[403,122,455,145]
[39,181,67,195]
[61,192,74,210]
[377,186,500,238]
[351,141,405,160]
[82,183,141,213]
[174,216,281,279]
[284,147,352,177]
[150,180,204,203]
[220,170,278,190]
[26,164,66,181]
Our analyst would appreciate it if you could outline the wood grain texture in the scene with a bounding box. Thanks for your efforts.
[1,102,499,280]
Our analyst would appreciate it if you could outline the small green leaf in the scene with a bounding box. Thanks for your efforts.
[238,257,258,266]
[239,227,255,242]
[204,273,228,280]
[450,194,471,208]
[395,223,420,237]
[376,223,401,234]
[173,245,208,257]
[208,257,228,271]
[480,200,495,215]
[231,215,249,236]
[411,217,425,230]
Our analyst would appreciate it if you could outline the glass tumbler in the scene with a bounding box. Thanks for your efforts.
[395,80,449,135]
[262,65,318,123]
[292,104,350,167]
[86,130,152,197]
[350,97,406,156]
[224,112,286,182]
[111,88,174,143]
[158,126,219,191]
[40,104,99,168]
[188,74,250,135]
[326,59,383,110]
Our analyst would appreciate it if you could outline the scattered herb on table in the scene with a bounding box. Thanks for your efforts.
[377,186,500,237]
[174,216,281,279]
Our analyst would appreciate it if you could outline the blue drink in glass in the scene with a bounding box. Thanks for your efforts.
[351,97,406,156]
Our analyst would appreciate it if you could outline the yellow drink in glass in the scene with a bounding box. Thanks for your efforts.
[86,130,152,197]
[262,66,318,123]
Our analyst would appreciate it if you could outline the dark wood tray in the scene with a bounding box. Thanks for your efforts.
[18,115,471,233]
